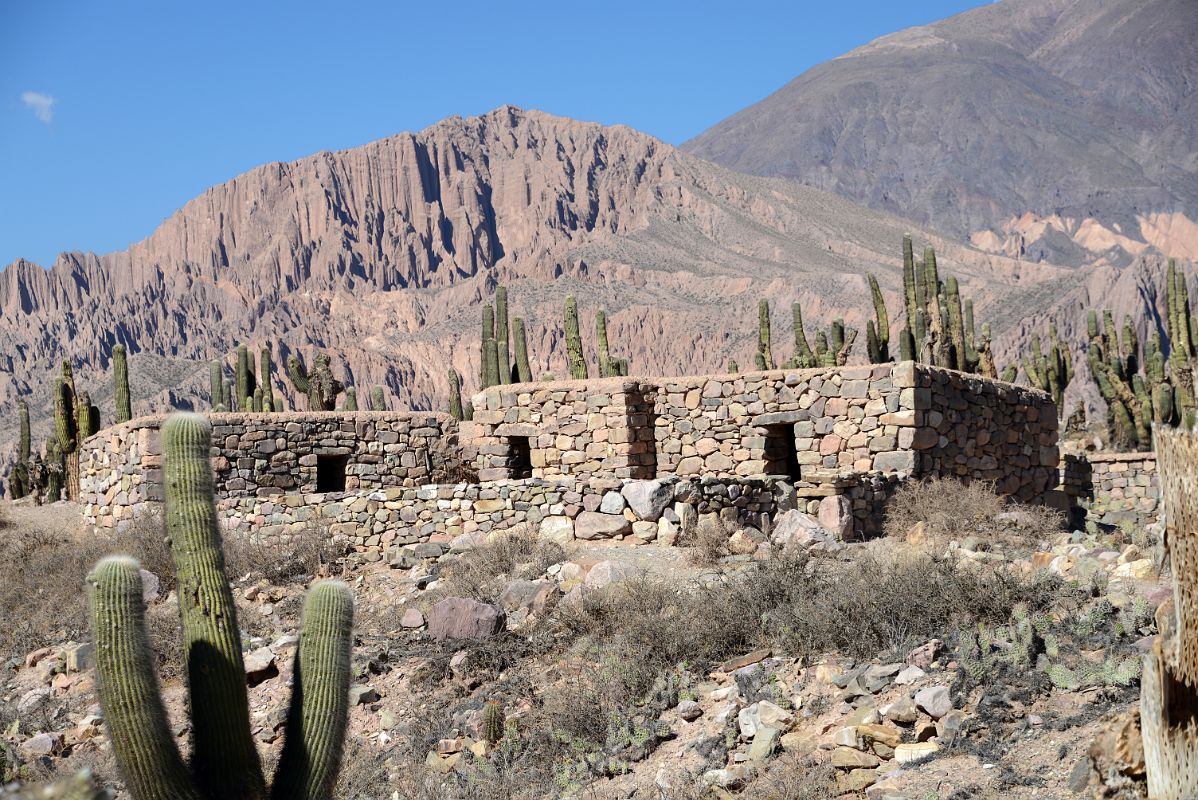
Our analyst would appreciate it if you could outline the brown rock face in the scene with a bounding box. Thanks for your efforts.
[0,106,1177,470]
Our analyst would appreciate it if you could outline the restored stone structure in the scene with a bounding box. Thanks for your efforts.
[78,362,1071,557]
[80,411,458,530]
[1062,451,1159,528]
[470,363,1058,502]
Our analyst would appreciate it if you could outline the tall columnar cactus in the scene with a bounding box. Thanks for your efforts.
[252,387,264,412]
[791,303,816,368]
[236,344,255,406]
[55,365,80,500]
[448,369,464,420]
[210,361,225,411]
[595,310,627,377]
[45,438,63,503]
[866,274,891,363]
[1021,325,1073,417]
[512,317,532,383]
[756,300,775,370]
[12,398,31,499]
[496,286,511,385]
[896,237,986,373]
[260,345,276,411]
[113,344,132,423]
[1142,427,1198,798]
[287,353,345,411]
[564,295,588,379]
[342,387,357,411]
[87,413,353,800]
[76,391,100,441]
[483,700,505,746]
[480,303,501,388]
[1087,309,1157,449]
[370,386,385,412]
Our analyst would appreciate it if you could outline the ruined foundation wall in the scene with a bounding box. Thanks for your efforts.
[1062,451,1160,528]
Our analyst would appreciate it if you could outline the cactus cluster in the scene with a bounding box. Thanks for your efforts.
[756,300,857,369]
[53,361,98,500]
[1089,258,1198,447]
[1020,326,1073,417]
[897,236,993,375]
[479,286,534,388]
[865,275,892,364]
[287,351,345,411]
[87,413,354,800]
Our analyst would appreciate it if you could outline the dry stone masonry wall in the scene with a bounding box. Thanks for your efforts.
[1062,451,1160,528]
[79,363,1067,551]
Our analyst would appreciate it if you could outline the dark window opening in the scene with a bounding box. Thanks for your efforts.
[763,424,801,480]
[508,437,533,479]
[316,454,348,493]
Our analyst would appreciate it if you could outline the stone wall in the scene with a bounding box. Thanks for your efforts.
[80,411,458,531]
[1062,451,1159,528]
[470,363,1058,503]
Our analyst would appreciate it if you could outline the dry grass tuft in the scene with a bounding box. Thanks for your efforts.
[883,476,1064,548]
[436,525,566,603]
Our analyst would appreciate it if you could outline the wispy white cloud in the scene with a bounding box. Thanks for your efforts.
[21,91,56,124]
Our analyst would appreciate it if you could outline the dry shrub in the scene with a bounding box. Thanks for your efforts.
[0,528,113,659]
[117,509,176,592]
[437,525,566,603]
[222,522,346,584]
[688,514,730,566]
[883,476,1064,547]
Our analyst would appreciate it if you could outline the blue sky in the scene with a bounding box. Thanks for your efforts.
[1,0,987,268]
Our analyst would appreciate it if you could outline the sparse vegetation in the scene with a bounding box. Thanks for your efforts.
[883,475,1064,546]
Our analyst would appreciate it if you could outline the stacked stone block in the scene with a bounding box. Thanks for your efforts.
[1062,451,1159,528]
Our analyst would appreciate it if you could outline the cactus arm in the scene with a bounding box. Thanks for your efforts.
[757,300,774,370]
[370,385,385,412]
[88,556,201,800]
[597,310,613,378]
[448,370,464,420]
[270,581,354,800]
[287,355,311,394]
[162,413,266,799]
[512,317,532,383]
[791,302,814,366]
[867,274,889,359]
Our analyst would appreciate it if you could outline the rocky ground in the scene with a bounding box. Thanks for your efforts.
[0,479,1165,799]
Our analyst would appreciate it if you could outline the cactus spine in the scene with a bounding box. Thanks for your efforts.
[448,369,464,420]
[496,286,511,385]
[87,413,354,800]
[113,344,132,423]
[564,295,588,379]
[512,317,532,383]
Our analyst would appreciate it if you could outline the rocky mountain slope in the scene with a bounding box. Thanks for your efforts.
[683,0,1198,267]
[4,106,1111,464]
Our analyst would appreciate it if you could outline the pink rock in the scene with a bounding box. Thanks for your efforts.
[426,597,505,641]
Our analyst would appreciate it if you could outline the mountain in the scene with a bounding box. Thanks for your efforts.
[683,0,1198,267]
[2,106,1097,468]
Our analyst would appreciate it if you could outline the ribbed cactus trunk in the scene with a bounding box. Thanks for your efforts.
[945,276,966,371]
[448,370,464,420]
[370,386,385,412]
[481,303,500,388]
[210,361,224,411]
[597,310,613,378]
[113,344,132,423]
[923,247,943,364]
[902,234,917,332]
[564,295,588,379]
[236,345,253,406]
[1143,427,1198,798]
[341,387,357,411]
[512,318,532,383]
[867,274,890,363]
[13,398,31,498]
[87,411,354,800]
[791,303,815,368]
[55,368,79,501]
[757,300,775,370]
[260,345,275,411]
[287,353,344,411]
[496,286,510,385]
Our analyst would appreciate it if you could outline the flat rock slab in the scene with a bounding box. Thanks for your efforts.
[426,596,506,641]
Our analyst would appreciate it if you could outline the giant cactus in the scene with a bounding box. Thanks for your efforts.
[596,310,628,377]
[12,398,31,499]
[370,385,385,412]
[480,303,501,388]
[896,237,987,373]
[210,361,225,411]
[512,317,532,383]
[756,300,775,370]
[564,295,588,379]
[448,369,464,420]
[113,344,132,423]
[496,286,511,385]
[87,413,353,800]
[236,344,256,406]
[785,303,856,368]
[288,352,345,411]
[260,345,276,412]
[55,363,80,500]
[1021,325,1072,417]
[866,274,891,363]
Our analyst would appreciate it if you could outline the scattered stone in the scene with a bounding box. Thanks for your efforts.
[20,732,63,758]
[748,726,780,761]
[400,608,425,629]
[880,697,918,724]
[677,700,703,722]
[243,647,278,686]
[817,494,854,539]
[349,685,380,705]
[894,741,940,763]
[621,479,674,521]
[139,569,161,602]
[894,665,926,685]
[574,511,633,540]
[914,685,952,719]
[906,639,944,669]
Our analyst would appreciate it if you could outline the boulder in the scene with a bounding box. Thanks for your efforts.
[539,516,574,546]
[817,495,854,540]
[620,479,674,521]
[574,511,632,540]
[583,560,639,590]
[599,491,626,514]
[243,647,278,687]
[139,569,161,602]
[771,509,837,552]
[400,608,425,628]
[906,639,944,669]
[426,597,506,641]
[497,579,557,615]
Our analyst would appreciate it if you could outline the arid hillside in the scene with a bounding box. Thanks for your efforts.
[0,106,1184,466]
